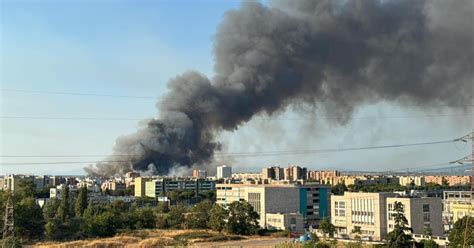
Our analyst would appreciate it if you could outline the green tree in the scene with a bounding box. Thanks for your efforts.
[44,218,62,240]
[226,201,260,235]
[43,198,60,222]
[448,216,473,248]
[319,217,335,238]
[15,197,45,240]
[168,204,186,228]
[209,204,228,232]
[385,201,413,248]
[75,186,88,217]
[331,183,348,195]
[186,200,214,229]
[56,186,71,222]
[420,239,439,248]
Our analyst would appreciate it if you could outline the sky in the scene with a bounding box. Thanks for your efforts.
[1,0,472,175]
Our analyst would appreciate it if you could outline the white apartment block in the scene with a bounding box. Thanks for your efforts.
[386,197,443,236]
[217,165,232,179]
[331,192,395,241]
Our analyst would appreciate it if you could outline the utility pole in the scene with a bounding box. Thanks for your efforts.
[2,192,15,246]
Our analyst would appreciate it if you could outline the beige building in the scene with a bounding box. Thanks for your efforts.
[216,183,330,228]
[266,213,304,233]
[386,197,443,236]
[399,176,425,187]
[452,202,473,223]
[442,190,472,231]
[134,177,150,197]
[331,192,395,241]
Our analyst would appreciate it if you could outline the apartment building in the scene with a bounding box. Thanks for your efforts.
[452,203,474,222]
[134,177,151,197]
[192,170,207,178]
[284,165,307,181]
[399,176,425,187]
[262,166,284,180]
[307,170,340,183]
[216,183,329,228]
[331,192,395,241]
[442,190,472,231]
[217,165,232,179]
[145,178,216,198]
[386,197,443,236]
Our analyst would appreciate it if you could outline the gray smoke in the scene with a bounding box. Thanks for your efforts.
[85,0,473,176]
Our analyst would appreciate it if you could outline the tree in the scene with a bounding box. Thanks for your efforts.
[226,201,260,235]
[420,239,439,248]
[448,216,473,248]
[167,204,186,228]
[331,183,348,195]
[351,225,362,242]
[423,226,433,236]
[75,186,88,217]
[186,200,214,229]
[319,217,335,238]
[208,204,228,232]
[15,197,45,240]
[57,185,71,222]
[385,201,413,248]
[43,198,60,222]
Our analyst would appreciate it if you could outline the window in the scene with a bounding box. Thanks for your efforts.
[248,193,261,213]
[423,204,430,212]
[290,218,296,225]
[423,212,430,222]
[335,201,346,217]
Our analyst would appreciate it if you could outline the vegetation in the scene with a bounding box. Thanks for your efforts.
[331,183,348,195]
[384,201,413,248]
[319,217,335,238]
[0,183,259,245]
[447,216,473,248]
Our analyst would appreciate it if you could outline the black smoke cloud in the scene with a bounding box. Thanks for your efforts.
[85,0,473,176]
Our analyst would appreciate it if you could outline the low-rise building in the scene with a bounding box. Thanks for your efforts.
[216,183,329,228]
[101,180,125,192]
[266,213,304,233]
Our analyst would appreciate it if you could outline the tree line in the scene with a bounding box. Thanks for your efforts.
[0,181,259,245]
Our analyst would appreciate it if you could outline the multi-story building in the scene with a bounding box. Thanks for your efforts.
[284,165,307,181]
[442,190,472,231]
[331,192,395,241]
[134,177,151,197]
[34,176,52,190]
[262,167,284,180]
[145,178,216,198]
[3,174,35,192]
[217,165,232,179]
[451,203,474,223]
[307,170,340,183]
[231,172,262,180]
[216,183,329,228]
[386,197,443,236]
[399,176,425,187]
[101,180,125,192]
[192,169,207,178]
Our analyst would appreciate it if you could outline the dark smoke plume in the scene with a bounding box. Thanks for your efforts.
[85,0,473,176]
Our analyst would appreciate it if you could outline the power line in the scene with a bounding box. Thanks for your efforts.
[0,113,472,121]
[0,137,465,164]
[0,89,156,99]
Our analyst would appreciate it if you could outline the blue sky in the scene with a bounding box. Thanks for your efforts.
[1,0,472,175]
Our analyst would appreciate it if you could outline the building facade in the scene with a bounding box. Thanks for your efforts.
[331,192,395,241]
[216,183,329,228]
[386,197,443,236]
[217,165,232,179]
[145,178,216,198]
[266,213,304,233]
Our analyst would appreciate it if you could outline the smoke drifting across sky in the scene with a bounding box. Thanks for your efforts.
[85,0,473,176]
